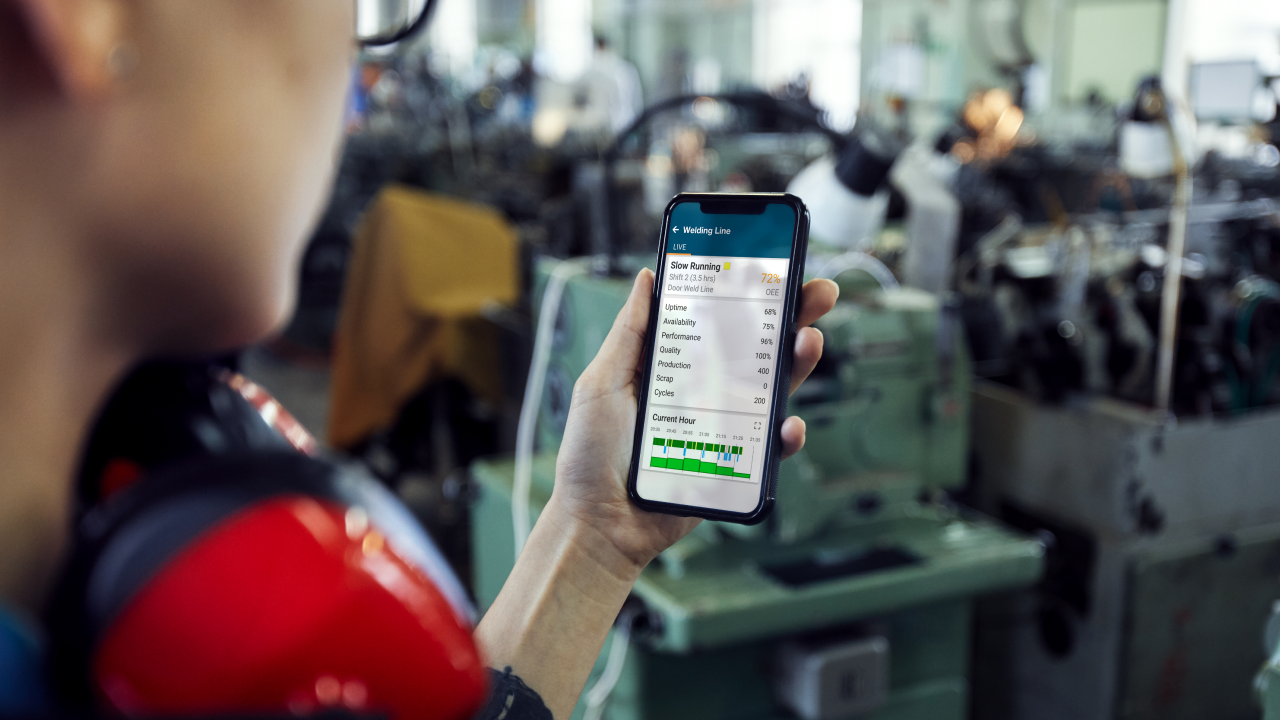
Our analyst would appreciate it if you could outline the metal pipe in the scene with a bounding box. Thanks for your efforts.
[1154,114,1191,416]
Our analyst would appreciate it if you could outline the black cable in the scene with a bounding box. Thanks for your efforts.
[603,91,847,163]
[600,91,849,271]
[359,0,439,48]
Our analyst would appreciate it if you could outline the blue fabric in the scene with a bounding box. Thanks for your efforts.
[0,604,48,716]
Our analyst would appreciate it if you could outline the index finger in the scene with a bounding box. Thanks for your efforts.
[580,268,654,395]
[797,278,839,328]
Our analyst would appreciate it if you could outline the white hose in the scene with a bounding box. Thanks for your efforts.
[816,251,900,290]
[513,258,590,559]
[515,260,636,718]
[583,609,637,720]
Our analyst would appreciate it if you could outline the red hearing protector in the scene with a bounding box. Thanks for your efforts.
[48,361,488,719]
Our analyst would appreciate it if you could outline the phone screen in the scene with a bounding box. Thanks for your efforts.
[634,200,799,515]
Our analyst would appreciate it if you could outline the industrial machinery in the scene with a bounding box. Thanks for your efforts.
[1255,603,1280,720]
[469,258,1043,720]
[957,157,1280,720]
[948,78,1280,720]
[971,383,1280,720]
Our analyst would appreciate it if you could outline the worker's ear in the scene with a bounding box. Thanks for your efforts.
[2,0,131,102]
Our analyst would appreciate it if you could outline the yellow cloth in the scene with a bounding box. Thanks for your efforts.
[328,185,518,449]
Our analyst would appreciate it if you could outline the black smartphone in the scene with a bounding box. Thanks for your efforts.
[626,193,809,524]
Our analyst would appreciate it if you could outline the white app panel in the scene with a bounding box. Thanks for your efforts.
[637,254,790,511]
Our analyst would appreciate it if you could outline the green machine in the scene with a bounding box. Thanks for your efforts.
[470,257,1044,720]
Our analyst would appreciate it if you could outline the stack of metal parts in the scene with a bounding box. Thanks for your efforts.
[469,258,1043,720]
[957,201,1280,415]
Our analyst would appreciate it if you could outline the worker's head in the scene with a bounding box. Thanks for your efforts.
[0,0,354,354]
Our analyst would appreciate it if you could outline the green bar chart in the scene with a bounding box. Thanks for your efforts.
[649,437,753,478]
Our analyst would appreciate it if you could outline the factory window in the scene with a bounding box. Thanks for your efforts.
[752,0,863,131]
[1177,0,1280,117]
[537,0,594,81]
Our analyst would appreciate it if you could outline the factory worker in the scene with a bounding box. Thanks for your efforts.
[0,1,838,718]
[579,34,644,135]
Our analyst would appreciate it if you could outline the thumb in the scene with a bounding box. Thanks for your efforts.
[581,269,654,392]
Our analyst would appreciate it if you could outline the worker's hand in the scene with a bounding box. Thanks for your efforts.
[550,268,839,573]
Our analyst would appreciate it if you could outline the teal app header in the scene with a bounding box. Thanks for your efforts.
[666,201,796,259]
